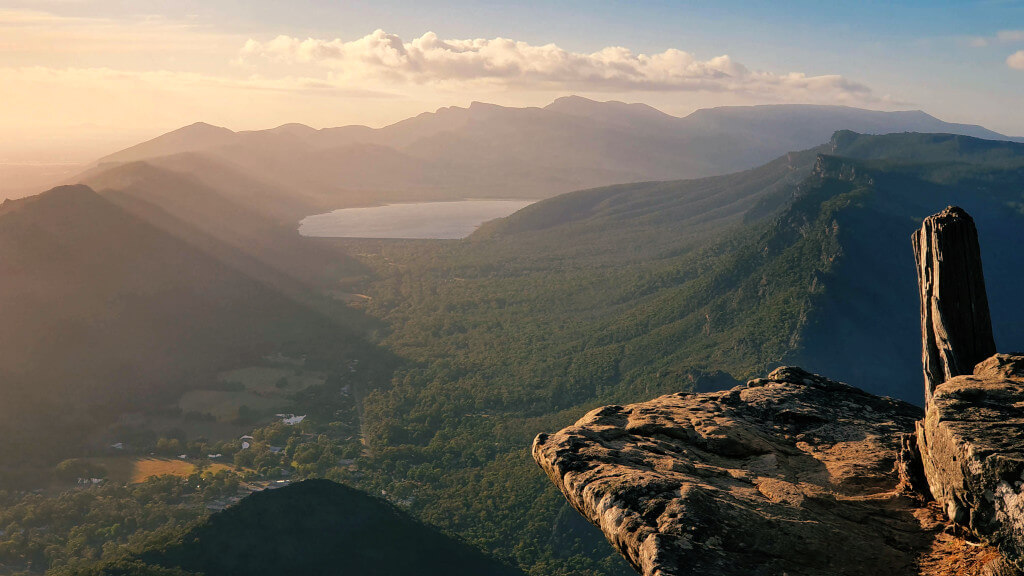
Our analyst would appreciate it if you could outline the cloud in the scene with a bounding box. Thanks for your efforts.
[240,30,879,103]
[967,29,1024,47]
[1009,50,1024,70]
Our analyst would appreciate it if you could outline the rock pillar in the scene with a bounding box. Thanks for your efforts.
[911,206,996,405]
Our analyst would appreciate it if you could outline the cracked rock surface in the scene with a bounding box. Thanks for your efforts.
[918,354,1024,572]
[534,367,965,576]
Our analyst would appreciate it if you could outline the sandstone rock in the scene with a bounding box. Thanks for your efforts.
[912,205,996,404]
[534,367,948,576]
[917,354,1024,571]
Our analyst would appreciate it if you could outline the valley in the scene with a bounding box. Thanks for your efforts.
[3,99,1024,576]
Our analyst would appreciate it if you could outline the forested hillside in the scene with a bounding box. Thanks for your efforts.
[0,185,390,482]
[340,131,1024,574]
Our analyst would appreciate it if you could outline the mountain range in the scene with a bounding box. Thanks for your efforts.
[79,97,1021,216]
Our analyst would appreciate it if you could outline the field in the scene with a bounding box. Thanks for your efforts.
[78,457,234,484]
[131,458,197,483]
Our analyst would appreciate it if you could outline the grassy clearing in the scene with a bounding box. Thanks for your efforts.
[79,458,235,485]
[131,458,196,483]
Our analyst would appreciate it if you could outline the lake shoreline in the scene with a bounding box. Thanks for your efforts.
[298,199,536,240]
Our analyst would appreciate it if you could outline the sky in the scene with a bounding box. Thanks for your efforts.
[1,0,1023,165]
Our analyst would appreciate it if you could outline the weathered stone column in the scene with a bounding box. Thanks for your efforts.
[911,206,996,404]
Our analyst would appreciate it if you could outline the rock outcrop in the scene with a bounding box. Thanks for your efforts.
[916,354,1024,569]
[912,206,996,403]
[534,367,939,576]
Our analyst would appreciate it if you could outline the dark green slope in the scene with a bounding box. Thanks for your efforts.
[463,131,1024,402]
[68,480,524,576]
[791,142,1024,397]
[81,154,366,291]
[0,185,383,470]
[829,129,1024,165]
[474,146,822,263]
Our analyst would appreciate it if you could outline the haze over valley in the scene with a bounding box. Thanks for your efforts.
[2,2,1024,575]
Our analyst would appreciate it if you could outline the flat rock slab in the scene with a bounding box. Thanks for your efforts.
[918,354,1024,569]
[534,367,943,576]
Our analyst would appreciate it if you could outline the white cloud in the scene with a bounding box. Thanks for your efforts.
[240,30,878,103]
[1008,50,1024,70]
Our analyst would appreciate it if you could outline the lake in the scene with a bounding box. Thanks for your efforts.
[298,200,536,239]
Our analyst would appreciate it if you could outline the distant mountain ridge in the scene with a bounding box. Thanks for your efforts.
[84,97,1021,213]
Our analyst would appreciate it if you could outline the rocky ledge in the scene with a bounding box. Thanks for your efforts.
[533,365,1018,575]
[918,354,1024,570]
[535,367,934,576]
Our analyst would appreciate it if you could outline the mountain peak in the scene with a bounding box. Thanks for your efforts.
[269,122,318,135]
[546,95,599,106]
[0,184,100,217]
[544,95,674,123]
[97,122,237,165]
[175,121,234,135]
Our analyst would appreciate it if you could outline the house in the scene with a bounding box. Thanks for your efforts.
[282,414,306,425]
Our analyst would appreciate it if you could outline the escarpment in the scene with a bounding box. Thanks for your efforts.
[534,206,1024,575]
